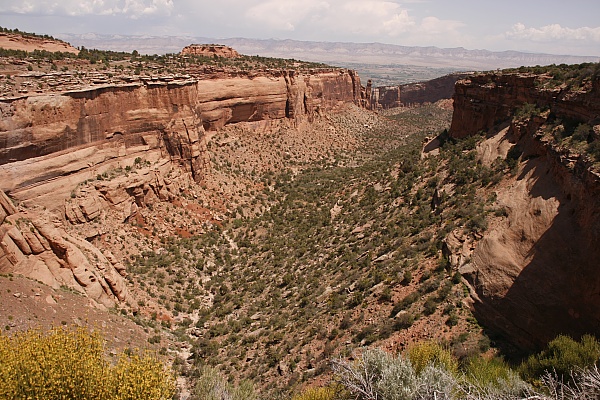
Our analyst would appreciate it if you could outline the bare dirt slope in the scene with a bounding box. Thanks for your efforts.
[0,274,164,354]
[0,33,79,54]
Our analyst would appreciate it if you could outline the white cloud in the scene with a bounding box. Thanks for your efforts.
[507,23,600,43]
[242,0,425,38]
[326,1,415,37]
[418,16,464,36]
[1,0,174,19]
[245,0,330,31]
[381,10,415,36]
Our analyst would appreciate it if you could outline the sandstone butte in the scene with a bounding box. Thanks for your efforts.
[181,44,240,58]
[0,52,367,308]
[448,72,600,349]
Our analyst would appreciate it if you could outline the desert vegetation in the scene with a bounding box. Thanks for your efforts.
[0,326,175,399]
[109,101,525,396]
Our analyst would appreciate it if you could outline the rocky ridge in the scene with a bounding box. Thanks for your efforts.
[0,32,79,54]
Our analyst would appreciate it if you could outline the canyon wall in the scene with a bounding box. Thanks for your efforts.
[0,68,363,305]
[0,69,362,206]
[449,72,600,350]
[450,73,600,138]
[372,73,469,109]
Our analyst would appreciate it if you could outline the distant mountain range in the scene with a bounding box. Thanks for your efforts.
[57,33,600,84]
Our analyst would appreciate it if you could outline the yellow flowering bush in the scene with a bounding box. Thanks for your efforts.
[407,341,458,376]
[292,386,338,400]
[0,326,175,400]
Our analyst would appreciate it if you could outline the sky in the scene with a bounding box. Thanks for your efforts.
[1,0,599,56]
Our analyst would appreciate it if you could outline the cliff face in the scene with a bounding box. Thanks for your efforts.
[372,73,469,110]
[0,69,361,204]
[0,68,363,305]
[449,72,600,349]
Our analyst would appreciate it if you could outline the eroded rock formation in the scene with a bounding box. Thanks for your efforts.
[0,189,129,308]
[449,72,600,349]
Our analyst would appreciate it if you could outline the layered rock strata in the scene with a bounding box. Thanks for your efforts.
[1,69,362,208]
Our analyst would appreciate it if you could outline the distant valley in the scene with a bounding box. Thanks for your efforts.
[57,33,600,85]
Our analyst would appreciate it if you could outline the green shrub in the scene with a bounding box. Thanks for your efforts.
[573,123,591,142]
[588,140,600,160]
[389,292,419,317]
[423,297,438,316]
[0,326,175,400]
[462,355,517,388]
[515,103,542,119]
[519,334,600,382]
[457,355,531,399]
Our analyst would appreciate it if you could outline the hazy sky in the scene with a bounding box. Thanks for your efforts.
[1,0,599,56]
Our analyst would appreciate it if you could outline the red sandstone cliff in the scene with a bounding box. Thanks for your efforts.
[449,71,600,349]
[0,69,362,203]
[0,68,363,305]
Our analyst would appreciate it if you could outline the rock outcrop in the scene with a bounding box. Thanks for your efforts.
[371,85,401,109]
[449,71,600,350]
[181,44,240,58]
[0,189,129,308]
